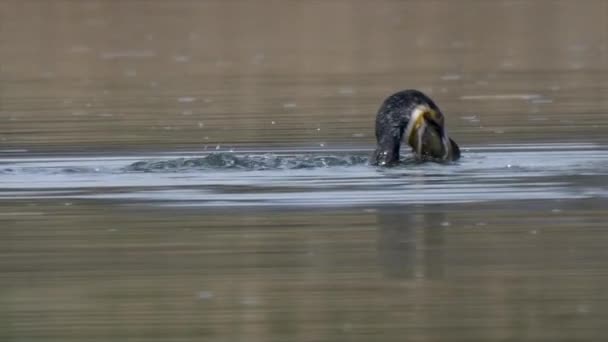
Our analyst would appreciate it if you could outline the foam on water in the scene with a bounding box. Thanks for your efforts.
[1,143,607,207]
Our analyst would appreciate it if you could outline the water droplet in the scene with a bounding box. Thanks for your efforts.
[576,304,590,314]
[69,45,91,53]
[338,87,355,95]
[197,291,214,300]
[440,74,461,81]
[240,297,260,306]
[178,96,196,103]
[460,115,480,123]
[173,55,190,63]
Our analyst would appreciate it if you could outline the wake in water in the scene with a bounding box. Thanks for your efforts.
[123,151,456,173]
[124,153,371,172]
[1,144,607,206]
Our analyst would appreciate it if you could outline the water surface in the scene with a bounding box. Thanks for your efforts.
[1,143,607,207]
[2,1,608,341]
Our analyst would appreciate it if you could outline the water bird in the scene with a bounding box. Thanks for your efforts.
[371,90,460,166]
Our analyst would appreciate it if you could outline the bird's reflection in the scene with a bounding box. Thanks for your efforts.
[376,208,447,280]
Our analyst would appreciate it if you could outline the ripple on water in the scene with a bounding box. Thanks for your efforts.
[124,153,370,172]
[0,144,607,207]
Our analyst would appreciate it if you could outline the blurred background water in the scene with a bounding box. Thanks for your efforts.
[1,1,608,341]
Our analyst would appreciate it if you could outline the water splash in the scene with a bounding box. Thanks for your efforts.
[124,153,370,172]
[1,144,607,207]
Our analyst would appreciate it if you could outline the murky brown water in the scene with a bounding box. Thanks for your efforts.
[2,200,608,341]
[2,1,608,341]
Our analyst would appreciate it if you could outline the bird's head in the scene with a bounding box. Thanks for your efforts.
[405,104,454,161]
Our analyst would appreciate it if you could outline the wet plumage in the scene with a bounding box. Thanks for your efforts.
[371,90,460,166]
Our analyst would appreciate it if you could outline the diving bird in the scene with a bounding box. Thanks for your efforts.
[371,89,460,166]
